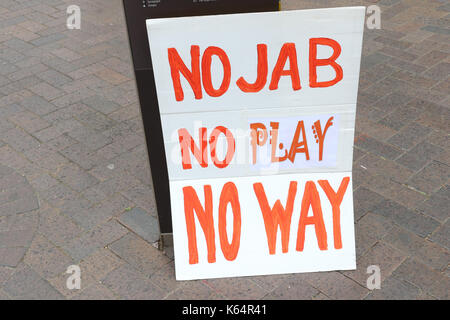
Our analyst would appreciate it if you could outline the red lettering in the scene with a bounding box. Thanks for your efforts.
[218,182,241,261]
[183,185,216,264]
[309,38,343,88]
[250,123,268,164]
[296,181,327,251]
[178,128,208,170]
[202,46,231,97]
[269,43,301,91]
[209,126,235,169]
[168,46,202,101]
[254,182,297,254]
[236,44,268,92]
[318,177,350,249]
[288,120,310,162]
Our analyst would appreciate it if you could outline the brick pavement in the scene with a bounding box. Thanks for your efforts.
[0,0,448,300]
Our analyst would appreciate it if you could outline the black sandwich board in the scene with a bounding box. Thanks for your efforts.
[122,0,280,238]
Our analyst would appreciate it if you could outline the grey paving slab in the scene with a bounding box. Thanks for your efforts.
[117,207,160,244]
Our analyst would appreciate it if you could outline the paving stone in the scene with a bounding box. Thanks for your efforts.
[69,194,131,229]
[88,161,128,182]
[355,213,395,256]
[101,264,165,300]
[95,68,129,85]
[108,233,170,277]
[365,277,421,300]
[301,271,368,300]
[3,265,63,300]
[384,180,428,210]
[416,100,450,131]
[7,110,50,133]
[355,115,397,141]
[30,33,65,46]
[19,94,58,115]
[0,76,42,96]
[79,248,124,282]
[2,127,41,152]
[359,153,413,183]
[67,125,113,151]
[0,229,34,248]
[421,25,450,36]
[392,257,447,299]
[23,234,73,279]
[342,241,406,287]
[0,210,38,233]
[33,119,84,143]
[397,142,444,171]
[417,186,449,222]
[38,184,78,210]
[85,172,139,199]
[36,69,72,88]
[407,161,450,195]
[82,95,121,115]
[354,134,402,160]
[165,280,222,300]
[379,46,418,61]
[360,52,390,71]
[391,70,437,89]
[0,194,39,217]
[426,274,450,300]
[112,148,152,186]
[436,3,450,11]
[50,48,82,62]
[374,36,412,50]
[0,289,10,300]
[29,82,64,101]
[371,198,440,238]
[149,261,182,294]
[54,163,99,192]
[76,109,117,132]
[59,142,107,170]
[0,146,32,171]
[387,122,432,150]
[46,268,94,299]
[205,277,268,300]
[62,220,128,261]
[353,186,386,221]
[29,173,59,192]
[372,91,413,115]
[378,104,424,131]
[383,226,449,271]
[51,87,96,109]
[46,133,78,151]
[0,266,14,287]
[387,56,427,73]
[118,207,160,244]
[0,103,25,119]
[415,50,449,68]
[263,276,319,300]
[0,120,14,137]
[429,221,449,250]
[0,182,31,205]
[0,247,28,267]
[43,103,92,123]
[38,206,83,247]
[71,283,117,300]
[352,165,385,192]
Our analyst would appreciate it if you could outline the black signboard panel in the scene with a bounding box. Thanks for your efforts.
[123,0,280,234]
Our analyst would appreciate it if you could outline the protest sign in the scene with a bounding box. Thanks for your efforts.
[147,7,365,280]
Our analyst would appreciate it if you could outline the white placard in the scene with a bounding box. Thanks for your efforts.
[146,6,365,280]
